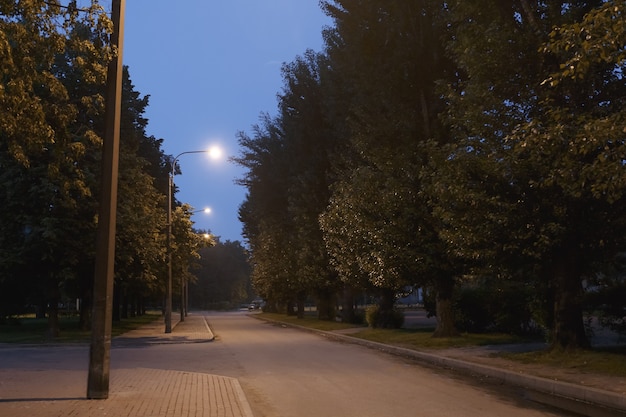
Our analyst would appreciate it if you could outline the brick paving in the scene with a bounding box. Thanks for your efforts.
[0,314,253,417]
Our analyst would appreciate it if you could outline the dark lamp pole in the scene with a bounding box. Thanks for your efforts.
[165,150,214,332]
[87,0,125,400]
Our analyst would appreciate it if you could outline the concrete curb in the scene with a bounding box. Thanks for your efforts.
[254,315,626,416]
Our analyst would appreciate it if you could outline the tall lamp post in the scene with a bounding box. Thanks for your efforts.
[87,0,125,400]
[165,149,220,333]
[87,0,126,400]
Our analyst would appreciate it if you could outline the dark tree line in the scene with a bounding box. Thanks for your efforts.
[0,1,217,337]
[189,240,254,311]
[235,0,626,350]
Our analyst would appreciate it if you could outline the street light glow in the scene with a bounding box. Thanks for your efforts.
[208,145,223,160]
[191,207,211,215]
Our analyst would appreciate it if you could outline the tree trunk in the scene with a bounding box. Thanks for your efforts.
[296,291,306,319]
[36,299,46,319]
[317,289,335,321]
[121,290,129,319]
[79,293,92,331]
[341,286,356,323]
[129,294,137,317]
[46,301,60,340]
[432,276,459,338]
[551,255,589,350]
[375,288,398,328]
[112,281,121,322]
[45,279,60,340]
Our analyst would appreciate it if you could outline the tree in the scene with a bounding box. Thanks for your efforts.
[440,0,625,349]
[235,115,297,313]
[319,0,459,331]
[113,67,168,321]
[0,1,110,334]
[0,3,171,337]
[170,204,214,313]
[278,50,340,319]
[190,240,252,309]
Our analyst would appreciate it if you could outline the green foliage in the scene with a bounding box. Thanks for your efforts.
[0,2,110,323]
[239,1,626,347]
[365,305,405,329]
[190,240,253,309]
[0,311,161,344]
[0,3,171,329]
[501,348,626,378]
[437,0,626,349]
[585,254,626,337]
[235,50,341,315]
[453,280,543,337]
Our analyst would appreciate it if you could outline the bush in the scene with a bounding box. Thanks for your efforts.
[366,305,404,329]
[337,307,366,324]
[585,277,626,337]
[453,280,541,336]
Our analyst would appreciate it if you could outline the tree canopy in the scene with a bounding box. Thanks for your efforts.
[0,1,213,338]
[236,0,626,349]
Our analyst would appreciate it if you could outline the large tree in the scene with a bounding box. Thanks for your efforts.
[278,50,340,319]
[319,0,459,332]
[0,1,110,333]
[0,3,171,337]
[440,0,626,349]
[191,240,252,309]
[235,115,297,313]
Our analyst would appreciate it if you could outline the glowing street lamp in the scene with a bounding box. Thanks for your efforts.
[192,207,212,215]
[165,147,221,333]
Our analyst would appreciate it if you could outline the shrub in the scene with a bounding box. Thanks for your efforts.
[366,305,404,329]
[453,280,541,336]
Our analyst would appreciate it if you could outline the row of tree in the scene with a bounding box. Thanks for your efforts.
[235,0,626,350]
[189,240,253,311]
[0,1,221,336]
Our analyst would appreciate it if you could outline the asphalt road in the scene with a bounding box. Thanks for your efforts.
[0,311,575,417]
[196,311,572,417]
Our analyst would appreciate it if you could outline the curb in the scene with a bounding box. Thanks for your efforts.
[254,315,626,416]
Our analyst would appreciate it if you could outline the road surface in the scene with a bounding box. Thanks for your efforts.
[179,311,570,417]
[0,311,574,417]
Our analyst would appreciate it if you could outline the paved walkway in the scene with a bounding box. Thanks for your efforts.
[0,313,254,417]
[2,312,625,417]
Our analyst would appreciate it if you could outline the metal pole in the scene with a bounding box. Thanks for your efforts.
[185,277,189,316]
[87,0,125,399]
[180,274,185,321]
[165,168,173,333]
[166,150,210,330]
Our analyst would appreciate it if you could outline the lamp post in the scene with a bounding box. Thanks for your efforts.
[87,0,125,399]
[165,149,219,333]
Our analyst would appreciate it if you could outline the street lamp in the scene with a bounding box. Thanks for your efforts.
[192,207,212,215]
[87,0,125,400]
[165,148,220,333]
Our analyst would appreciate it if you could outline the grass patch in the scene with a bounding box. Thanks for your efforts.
[351,328,527,350]
[0,311,162,344]
[500,347,626,377]
[259,312,525,348]
[260,312,365,332]
[260,312,626,378]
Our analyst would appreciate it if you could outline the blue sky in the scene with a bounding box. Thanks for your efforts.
[122,1,331,242]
